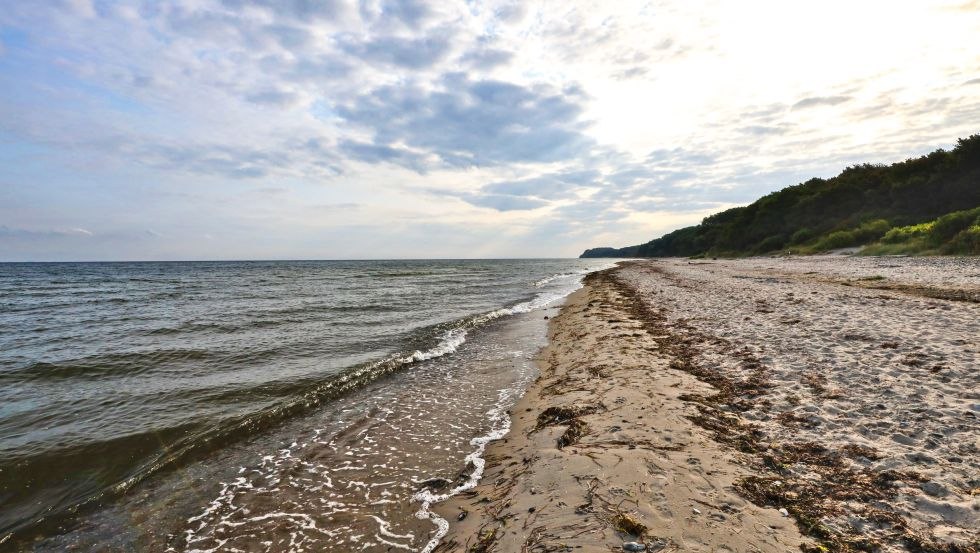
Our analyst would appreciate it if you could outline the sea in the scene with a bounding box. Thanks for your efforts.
[0,259,614,552]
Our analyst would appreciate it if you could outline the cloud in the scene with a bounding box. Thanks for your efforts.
[245,87,303,107]
[263,24,314,50]
[219,0,351,22]
[613,66,649,80]
[494,2,528,24]
[792,95,852,110]
[463,194,548,211]
[164,6,244,41]
[454,168,604,212]
[460,48,514,70]
[286,55,354,83]
[482,171,597,198]
[740,124,789,136]
[337,75,593,166]
[0,226,93,239]
[338,139,429,170]
[339,33,453,69]
[142,144,279,179]
[644,148,717,166]
[312,202,361,211]
[255,187,288,195]
[607,167,696,189]
[61,0,97,18]
[363,0,435,30]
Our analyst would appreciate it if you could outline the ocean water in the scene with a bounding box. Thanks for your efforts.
[0,259,612,551]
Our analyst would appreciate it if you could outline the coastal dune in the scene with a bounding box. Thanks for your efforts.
[435,257,979,552]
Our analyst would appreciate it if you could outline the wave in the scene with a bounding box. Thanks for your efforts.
[532,267,598,288]
[394,280,582,367]
[412,384,521,553]
[0,349,216,382]
[0,296,133,314]
[0,266,601,548]
[139,304,413,337]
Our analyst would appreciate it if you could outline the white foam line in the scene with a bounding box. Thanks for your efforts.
[408,261,618,553]
[411,385,519,553]
[370,515,415,540]
[532,267,594,287]
[376,535,414,551]
[399,327,467,364]
[176,261,617,553]
[357,261,619,386]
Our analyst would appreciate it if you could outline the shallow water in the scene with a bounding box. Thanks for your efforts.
[0,259,612,550]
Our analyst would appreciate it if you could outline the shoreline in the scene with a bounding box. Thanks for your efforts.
[2,260,610,552]
[433,265,807,551]
[434,258,979,552]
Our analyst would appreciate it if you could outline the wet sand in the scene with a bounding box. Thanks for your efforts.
[435,257,979,553]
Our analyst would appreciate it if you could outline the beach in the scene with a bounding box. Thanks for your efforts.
[435,257,979,553]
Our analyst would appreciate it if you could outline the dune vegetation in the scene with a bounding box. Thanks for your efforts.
[582,135,980,258]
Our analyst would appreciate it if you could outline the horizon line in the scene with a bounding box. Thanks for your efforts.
[0,257,584,264]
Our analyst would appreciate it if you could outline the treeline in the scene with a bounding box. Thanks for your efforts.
[582,134,980,257]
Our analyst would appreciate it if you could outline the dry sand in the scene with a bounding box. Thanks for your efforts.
[433,257,979,553]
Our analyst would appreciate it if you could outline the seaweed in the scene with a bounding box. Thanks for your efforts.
[611,511,647,537]
[591,266,978,553]
[535,403,602,428]
[556,419,588,449]
[468,528,497,553]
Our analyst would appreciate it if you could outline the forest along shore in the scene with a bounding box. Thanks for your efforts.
[434,257,979,553]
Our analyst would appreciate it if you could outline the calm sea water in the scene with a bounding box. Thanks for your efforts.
[0,259,612,551]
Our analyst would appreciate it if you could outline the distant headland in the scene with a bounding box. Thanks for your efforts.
[583,134,980,258]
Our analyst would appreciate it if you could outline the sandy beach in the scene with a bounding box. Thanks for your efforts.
[434,257,979,553]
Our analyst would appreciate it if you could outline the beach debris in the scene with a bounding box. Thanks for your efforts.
[536,403,600,449]
[417,477,453,491]
[612,511,647,537]
[778,508,789,517]
[839,443,881,461]
[692,507,701,514]
[557,418,588,449]
[467,528,496,553]
[536,403,602,427]
[456,460,477,485]
[457,509,468,521]
[622,541,646,551]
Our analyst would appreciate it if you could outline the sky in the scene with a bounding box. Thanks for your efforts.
[1,0,978,261]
